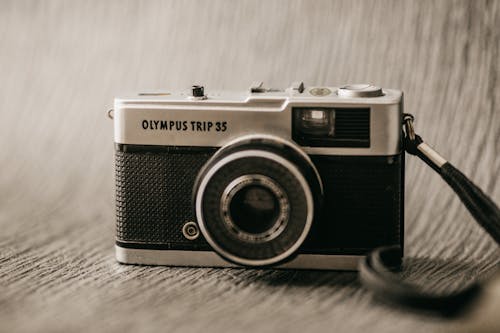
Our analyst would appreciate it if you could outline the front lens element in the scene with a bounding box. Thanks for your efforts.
[230,185,279,234]
[221,175,289,243]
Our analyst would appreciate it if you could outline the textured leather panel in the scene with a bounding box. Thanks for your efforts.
[305,155,403,253]
[115,149,213,250]
[116,148,403,255]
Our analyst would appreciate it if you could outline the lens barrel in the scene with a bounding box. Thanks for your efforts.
[193,136,323,267]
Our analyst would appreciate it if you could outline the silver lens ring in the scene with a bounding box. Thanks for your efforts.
[196,150,315,267]
[210,134,323,195]
[220,174,290,243]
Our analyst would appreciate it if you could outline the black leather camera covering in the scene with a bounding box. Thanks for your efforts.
[115,144,403,255]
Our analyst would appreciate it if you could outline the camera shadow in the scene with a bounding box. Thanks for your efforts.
[237,255,497,305]
[245,268,360,289]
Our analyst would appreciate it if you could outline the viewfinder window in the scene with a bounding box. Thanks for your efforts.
[292,107,370,147]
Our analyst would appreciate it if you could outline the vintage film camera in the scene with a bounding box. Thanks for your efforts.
[113,82,404,269]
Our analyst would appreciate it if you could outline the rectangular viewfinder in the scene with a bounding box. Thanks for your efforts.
[292,107,370,147]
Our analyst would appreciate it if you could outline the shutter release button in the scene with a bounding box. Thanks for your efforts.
[337,84,383,98]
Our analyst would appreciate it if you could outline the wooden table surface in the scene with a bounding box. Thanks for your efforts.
[0,1,499,332]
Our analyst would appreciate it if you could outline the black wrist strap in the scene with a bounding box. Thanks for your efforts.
[359,114,500,317]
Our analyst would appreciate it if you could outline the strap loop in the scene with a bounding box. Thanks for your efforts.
[359,113,500,316]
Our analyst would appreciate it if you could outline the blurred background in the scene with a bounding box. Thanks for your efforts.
[0,1,498,332]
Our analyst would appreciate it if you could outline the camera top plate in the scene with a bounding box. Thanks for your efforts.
[113,83,403,156]
[115,83,402,111]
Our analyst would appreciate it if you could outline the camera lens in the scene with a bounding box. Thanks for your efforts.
[194,136,323,267]
[221,175,289,242]
[230,186,279,233]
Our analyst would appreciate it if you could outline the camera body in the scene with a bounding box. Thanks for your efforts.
[113,82,404,270]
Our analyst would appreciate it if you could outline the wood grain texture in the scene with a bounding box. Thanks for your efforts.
[0,0,499,332]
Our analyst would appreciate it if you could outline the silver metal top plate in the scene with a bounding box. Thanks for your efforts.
[113,85,403,156]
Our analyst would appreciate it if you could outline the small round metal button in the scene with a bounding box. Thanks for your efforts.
[182,222,200,240]
[337,84,383,98]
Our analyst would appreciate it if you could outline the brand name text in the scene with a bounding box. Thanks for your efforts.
[142,120,227,132]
